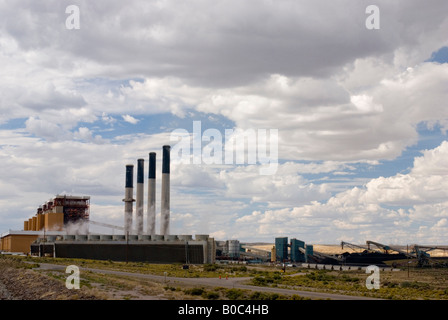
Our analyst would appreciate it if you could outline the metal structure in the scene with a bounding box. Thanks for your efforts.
[89,220,127,234]
[160,145,170,236]
[341,241,371,253]
[411,245,448,267]
[123,164,135,235]
[366,240,416,258]
[147,152,156,236]
[275,237,288,262]
[240,245,270,260]
[49,195,90,224]
[412,245,448,255]
[226,240,241,258]
[136,159,144,235]
[23,195,90,232]
[300,246,343,263]
[290,238,305,262]
[120,145,171,237]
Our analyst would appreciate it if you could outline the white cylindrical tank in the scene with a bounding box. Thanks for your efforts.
[227,240,240,258]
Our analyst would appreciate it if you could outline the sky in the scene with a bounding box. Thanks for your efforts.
[1,0,448,244]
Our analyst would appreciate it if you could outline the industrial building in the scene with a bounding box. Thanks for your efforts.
[0,195,90,253]
[26,195,90,231]
[274,237,313,263]
[1,145,216,264]
[30,234,215,264]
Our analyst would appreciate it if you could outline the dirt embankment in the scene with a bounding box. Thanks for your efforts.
[0,256,99,300]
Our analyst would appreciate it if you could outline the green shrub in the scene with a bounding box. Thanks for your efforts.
[203,264,218,272]
[306,271,336,282]
[164,286,176,291]
[203,291,220,300]
[341,274,359,282]
[291,294,310,300]
[225,288,245,300]
[252,273,282,286]
[249,291,280,300]
[184,287,205,296]
[400,281,430,290]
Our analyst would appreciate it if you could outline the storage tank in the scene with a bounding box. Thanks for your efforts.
[227,240,240,258]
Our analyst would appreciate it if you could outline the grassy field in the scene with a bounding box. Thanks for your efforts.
[8,255,304,300]
[3,254,448,300]
[249,267,448,300]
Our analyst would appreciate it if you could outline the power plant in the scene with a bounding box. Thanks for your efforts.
[0,145,216,264]
[1,144,447,269]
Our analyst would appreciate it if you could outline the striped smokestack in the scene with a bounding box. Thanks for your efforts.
[147,152,156,236]
[136,158,144,235]
[160,145,170,235]
[123,164,135,235]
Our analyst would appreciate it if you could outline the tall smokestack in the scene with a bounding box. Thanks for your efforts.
[147,152,156,236]
[123,164,135,235]
[136,158,144,235]
[160,145,170,235]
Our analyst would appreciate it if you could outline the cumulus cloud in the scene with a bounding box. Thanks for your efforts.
[122,114,140,124]
[229,141,448,243]
[101,62,448,163]
[1,0,448,245]
[1,1,447,163]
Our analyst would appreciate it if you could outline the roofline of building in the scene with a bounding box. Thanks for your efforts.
[1,230,65,238]
[54,195,90,200]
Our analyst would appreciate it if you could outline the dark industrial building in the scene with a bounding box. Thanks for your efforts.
[275,237,313,263]
[31,234,215,264]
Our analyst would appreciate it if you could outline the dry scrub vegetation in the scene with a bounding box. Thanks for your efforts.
[2,254,448,300]
[0,255,100,300]
[250,268,448,300]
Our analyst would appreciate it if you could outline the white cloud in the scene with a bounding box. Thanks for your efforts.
[73,127,107,144]
[122,114,140,124]
[230,140,448,243]
[87,62,448,163]
[1,0,448,246]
